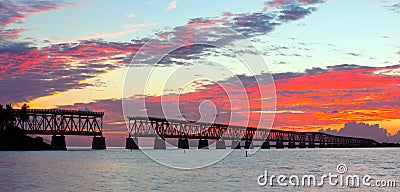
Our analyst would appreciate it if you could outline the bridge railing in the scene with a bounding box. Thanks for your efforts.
[14,109,104,117]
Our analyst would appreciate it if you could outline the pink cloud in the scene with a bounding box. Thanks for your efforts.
[166,0,178,12]
[0,0,71,40]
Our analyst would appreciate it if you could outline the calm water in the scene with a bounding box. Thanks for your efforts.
[0,148,399,191]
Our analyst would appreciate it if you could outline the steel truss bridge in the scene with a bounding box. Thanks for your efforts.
[13,109,106,149]
[126,116,380,149]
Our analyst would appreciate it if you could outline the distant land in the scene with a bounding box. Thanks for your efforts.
[0,126,53,150]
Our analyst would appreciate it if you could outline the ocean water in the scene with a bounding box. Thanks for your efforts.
[0,148,399,191]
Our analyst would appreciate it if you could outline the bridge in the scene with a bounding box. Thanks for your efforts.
[125,116,380,149]
[13,109,106,149]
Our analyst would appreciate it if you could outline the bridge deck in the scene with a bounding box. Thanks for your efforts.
[127,116,379,147]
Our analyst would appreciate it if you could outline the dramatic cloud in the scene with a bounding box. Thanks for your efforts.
[0,39,142,103]
[1,28,27,40]
[151,63,400,130]
[264,0,325,7]
[1,0,327,104]
[0,0,70,40]
[272,64,400,130]
[319,122,400,143]
[265,0,291,7]
[278,5,313,21]
[131,0,326,66]
[55,64,400,146]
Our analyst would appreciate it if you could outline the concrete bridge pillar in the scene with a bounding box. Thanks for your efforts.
[92,136,106,149]
[308,142,315,148]
[299,142,306,148]
[341,140,349,148]
[288,135,296,148]
[288,141,296,148]
[231,140,241,149]
[154,138,166,149]
[51,135,67,150]
[178,138,189,149]
[216,140,226,149]
[244,140,254,149]
[198,139,209,149]
[126,137,139,149]
[334,143,340,148]
[333,138,339,148]
[261,140,270,149]
[276,139,284,149]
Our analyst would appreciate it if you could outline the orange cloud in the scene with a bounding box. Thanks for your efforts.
[141,65,400,133]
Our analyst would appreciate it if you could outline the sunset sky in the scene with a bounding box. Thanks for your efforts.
[1,0,399,146]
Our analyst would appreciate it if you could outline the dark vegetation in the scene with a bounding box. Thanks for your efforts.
[0,103,53,150]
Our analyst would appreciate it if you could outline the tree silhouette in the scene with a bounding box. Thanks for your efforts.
[0,103,54,150]
[19,103,29,124]
[0,103,31,133]
[0,104,4,132]
[4,104,15,129]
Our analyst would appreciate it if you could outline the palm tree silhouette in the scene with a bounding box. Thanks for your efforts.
[4,104,15,129]
[0,104,4,132]
[19,103,29,126]
[0,103,29,130]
